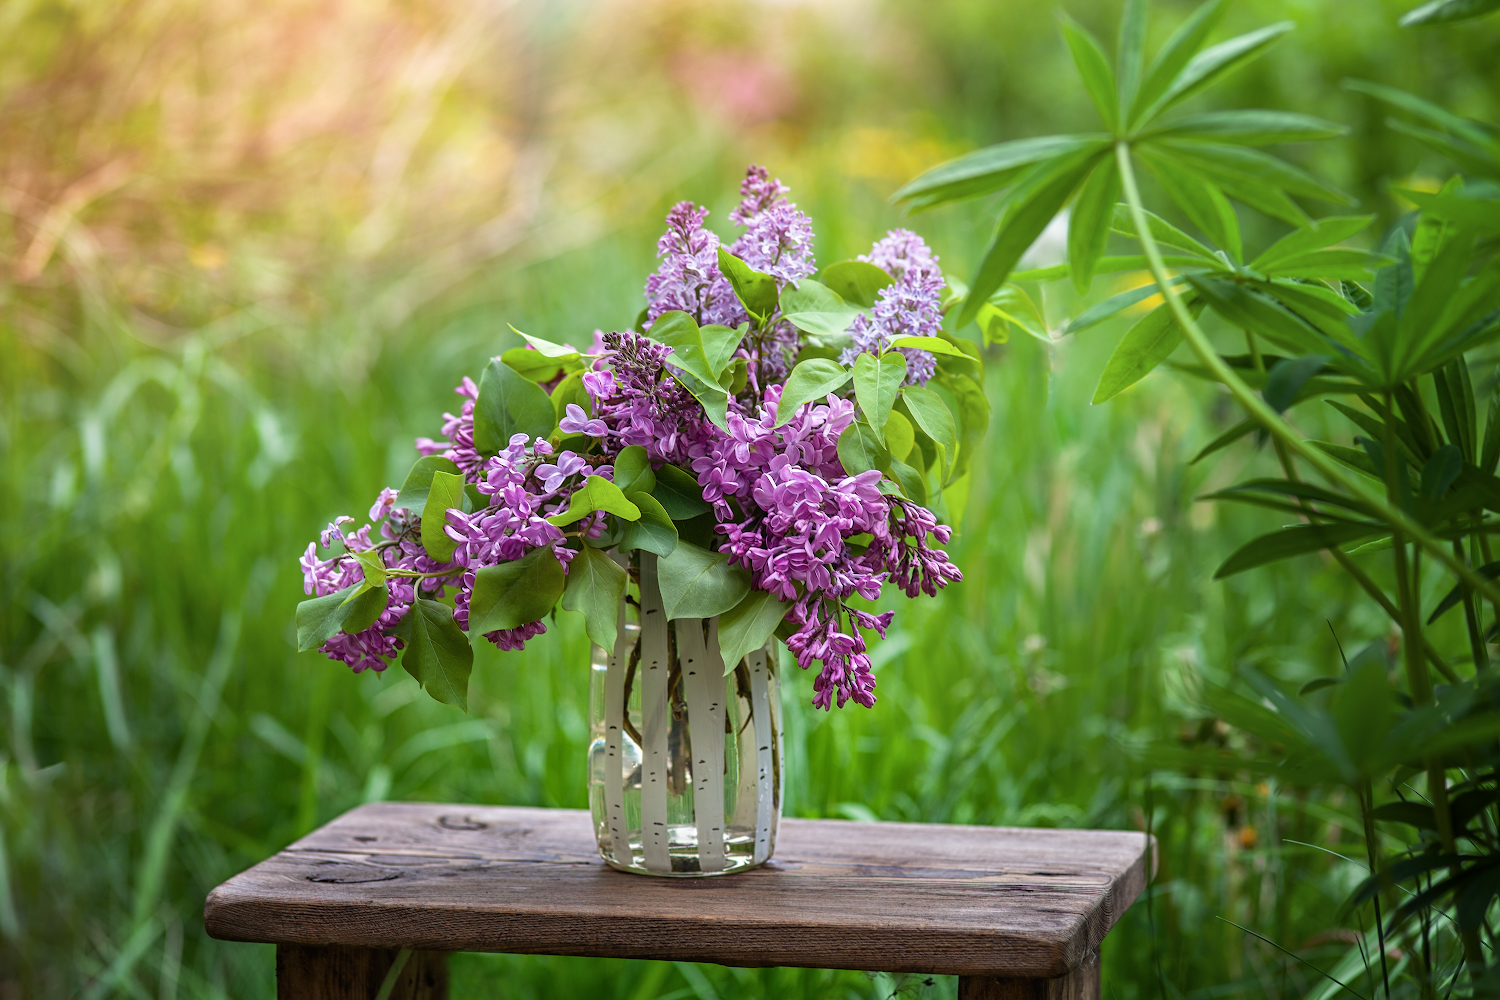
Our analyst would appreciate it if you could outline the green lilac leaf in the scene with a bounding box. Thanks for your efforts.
[781,279,864,338]
[837,421,891,476]
[716,589,790,675]
[978,285,1050,344]
[339,582,389,635]
[500,347,567,383]
[776,358,852,428]
[648,311,721,386]
[888,336,969,358]
[717,248,779,318]
[421,470,465,562]
[617,492,678,558]
[353,548,388,586]
[817,261,894,309]
[613,446,655,496]
[884,408,916,462]
[547,475,642,527]
[393,597,473,711]
[511,327,582,358]
[900,386,958,454]
[393,455,463,517]
[474,358,557,454]
[651,465,712,519]
[467,548,566,636]
[657,540,752,621]
[889,456,928,505]
[669,366,731,431]
[295,584,360,651]
[852,351,906,441]
[550,371,591,423]
[700,324,745,377]
[561,545,627,651]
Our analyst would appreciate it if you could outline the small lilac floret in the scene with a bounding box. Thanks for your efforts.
[840,229,946,386]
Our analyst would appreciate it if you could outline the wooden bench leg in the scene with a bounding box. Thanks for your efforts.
[276,945,449,1000]
[959,956,1100,1000]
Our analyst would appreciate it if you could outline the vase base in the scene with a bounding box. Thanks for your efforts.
[600,852,769,877]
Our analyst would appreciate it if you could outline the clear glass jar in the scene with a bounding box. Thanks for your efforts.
[587,553,782,876]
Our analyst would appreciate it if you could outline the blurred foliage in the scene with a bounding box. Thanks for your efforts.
[2,0,1498,997]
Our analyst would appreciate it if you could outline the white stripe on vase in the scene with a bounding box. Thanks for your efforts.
[681,619,727,873]
[637,552,672,874]
[749,647,774,865]
[603,572,635,866]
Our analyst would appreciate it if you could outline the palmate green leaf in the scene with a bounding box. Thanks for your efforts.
[420,470,465,562]
[1202,477,1379,517]
[1067,159,1122,292]
[1186,275,1329,358]
[819,260,894,308]
[394,598,474,711]
[853,352,906,440]
[561,545,627,651]
[1129,0,1229,126]
[1433,358,1477,463]
[1142,110,1347,146]
[617,492,678,558]
[1344,79,1500,160]
[776,357,852,427]
[651,464,711,519]
[1160,141,1352,224]
[1262,354,1330,413]
[657,540,751,621]
[393,455,462,517]
[1136,22,1294,125]
[1190,417,1255,464]
[1012,253,1206,282]
[1428,561,1500,625]
[1063,277,1186,336]
[1388,120,1500,179]
[468,547,566,636]
[1092,297,1205,403]
[1254,214,1374,269]
[547,476,642,527]
[1140,148,1241,259]
[1263,250,1392,282]
[1214,521,1386,578]
[1401,0,1500,28]
[956,148,1108,329]
[717,588,790,675]
[1060,14,1118,130]
[473,358,557,454]
[1110,205,1218,259]
[780,279,862,339]
[891,134,1110,211]
[1115,0,1147,125]
[717,249,779,318]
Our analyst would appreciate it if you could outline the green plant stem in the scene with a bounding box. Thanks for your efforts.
[1360,781,1393,1000]
[1113,142,1500,610]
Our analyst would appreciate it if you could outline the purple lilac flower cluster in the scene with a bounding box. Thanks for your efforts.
[840,229,945,385]
[300,164,969,710]
[690,384,962,709]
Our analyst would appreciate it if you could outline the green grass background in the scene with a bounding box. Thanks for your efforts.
[3,0,1498,996]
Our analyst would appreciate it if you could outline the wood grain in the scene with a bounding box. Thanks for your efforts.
[275,945,448,1000]
[959,959,1100,1000]
[207,804,1154,978]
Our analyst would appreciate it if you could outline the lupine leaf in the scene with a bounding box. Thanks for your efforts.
[467,548,566,636]
[474,358,557,454]
[617,492,678,558]
[1344,79,1500,154]
[891,134,1110,211]
[717,589,790,675]
[1161,141,1354,206]
[956,149,1106,329]
[1190,418,1256,464]
[1064,278,1183,336]
[1110,205,1219,259]
[1141,22,1294,123]
[657,540,752,620]
[651,465,712,519]
[717,249,779,318]
[1402,0,1500,28]
[1186,275,1328,357]
[1093,297,1205,403]
[420,470,465,562]
[1115,0,1147,125]
[1141,110,1347,146]
[1214,521,1387,578]
[819,261,894,308]
[1060,14,1118,130]
[776,358,852,428]
[393,598,474,711]
[561,545,627,651]
[1129,0,1229,126]
[1141,150,1241,259]
[393,455,463,517]
[547,476,642,526]
[853,351,907,441]
[1263,355,1330,413]
[1067,159,1122,292]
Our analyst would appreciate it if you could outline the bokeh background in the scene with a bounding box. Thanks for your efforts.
[4,0,1498,996]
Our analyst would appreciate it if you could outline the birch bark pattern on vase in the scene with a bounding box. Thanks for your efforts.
[587,551,782,876]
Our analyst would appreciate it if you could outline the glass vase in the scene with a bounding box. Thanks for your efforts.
[588,551,782,876]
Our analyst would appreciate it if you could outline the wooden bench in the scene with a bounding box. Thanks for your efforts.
[205,803,1154,999]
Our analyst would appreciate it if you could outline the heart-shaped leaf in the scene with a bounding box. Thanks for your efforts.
[467,548,567,636]
[657,540,752,620]
[776,358,852,427]
[421,470,465,561]
[561,545,627,650]
[617,492,679,558]
[474,358,557,454]
[394,455,463,517]
[548,476,642,526]
[393,598,474,711]
[717,589,790,675]
[853,351,907,441]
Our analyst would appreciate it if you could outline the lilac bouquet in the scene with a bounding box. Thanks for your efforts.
[296,166,990,712]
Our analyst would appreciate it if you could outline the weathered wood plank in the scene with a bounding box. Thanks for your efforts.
[959,958,1100,999]
[207,804,1153,979]
[275,945,448,1000]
